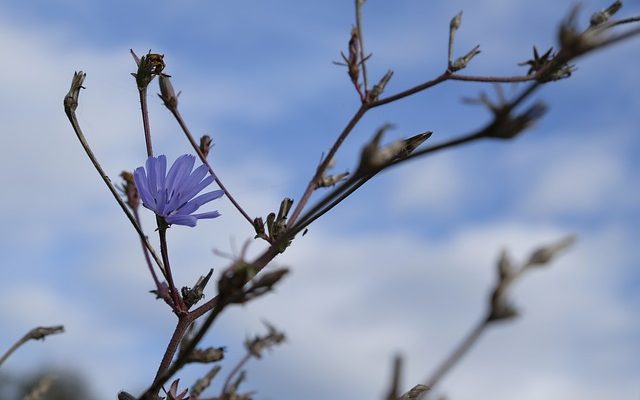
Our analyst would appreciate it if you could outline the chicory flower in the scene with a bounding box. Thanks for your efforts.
[134,154,223,227]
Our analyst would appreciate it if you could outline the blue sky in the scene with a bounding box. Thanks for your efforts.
[0,1,639,399]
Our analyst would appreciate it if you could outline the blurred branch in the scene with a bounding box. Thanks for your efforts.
[0,326,64,368]
[23,375,56,400]
[421,236,576,391]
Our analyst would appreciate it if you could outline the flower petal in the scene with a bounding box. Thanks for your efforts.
[165,154,194,196]
[178,189,224,215]
[134,166,155,208]
[145,156,158,193]
[155,155,167,191]
[193,211,221,220]
[166,214,198,227]
[178,164,209,198]
[180,175,215,205]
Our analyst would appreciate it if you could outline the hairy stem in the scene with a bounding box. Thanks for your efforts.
[149,316,192,396]
[157,220,185,314]
[139,87,153,157]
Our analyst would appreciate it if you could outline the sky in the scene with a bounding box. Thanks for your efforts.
[0,0,639,399]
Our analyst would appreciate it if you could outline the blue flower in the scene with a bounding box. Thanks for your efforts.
[134,154,223,227]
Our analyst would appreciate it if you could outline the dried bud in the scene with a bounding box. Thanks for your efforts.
[24,375,56,400]
[518,46,575,82]
[558,6,590,55]
[186,346,225,363]
[486,101,548,140]
[396,131,433,159]
[488,296,519,322]
[25,325,65,341]
[266,212,276,238]
[317,171,350,188]
[590,0,622,27]
[497,249,513,282]
[131,49,166,90]
[165,379,189,400]
[450,11,463,32]
[399,384,430,400]
[217,260,257,303]
[451,45,481,71]
[244,321,286,359]
[488,276,519,322]
[199,135,213,158]
[367,70,393,102]
[347,26,361,85]
[526,235,576,267]
[253,217,267,239]
[158,75,179,109]
[276,197,293,224]
[119,171,140,210]
[181,269,214,309]
[64,71,86,114]
[190,366,221,398]
[357,123,395,174]
[245,268,290,300]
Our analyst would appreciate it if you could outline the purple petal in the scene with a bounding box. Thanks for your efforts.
[193,211,221,220]
[166,214,198,227]
[155,155,167,190]
[155,189,168,215]
[133,167,155,208]
[165,154,194,196]
[178,164,209,197]
[178,189,224,215]
[146,156,158,194]
[180,175,215,205]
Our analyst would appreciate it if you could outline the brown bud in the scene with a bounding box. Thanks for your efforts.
[199,135,213,158]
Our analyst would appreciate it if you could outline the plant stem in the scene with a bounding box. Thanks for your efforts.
[355,0,369,95]
[157,219,185,314]
[287,104,367,226]
[169,107,253,226]
[220,352,252,397]
[425,318,489,389]
[139,87,153,157]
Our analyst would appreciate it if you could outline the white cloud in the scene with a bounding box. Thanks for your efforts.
[391,155,466,217]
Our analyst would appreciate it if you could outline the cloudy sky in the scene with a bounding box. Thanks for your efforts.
[0,0,639,399]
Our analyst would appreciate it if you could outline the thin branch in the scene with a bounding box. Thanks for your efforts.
[142,300,227,399]
[168,107,254,226]
[149,316,192,395]
[355,0,370,94]
[287,104,367,226]
[220,352,252,397]
[64,72,166,274]
[139,87,153,157]
[424,318,488,389]
[133,207,163,289]
[0,326,64,368]
[290,129,485,236]
[157,220,186,314]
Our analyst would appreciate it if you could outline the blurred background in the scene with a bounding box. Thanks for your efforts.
[0,0,638,399]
